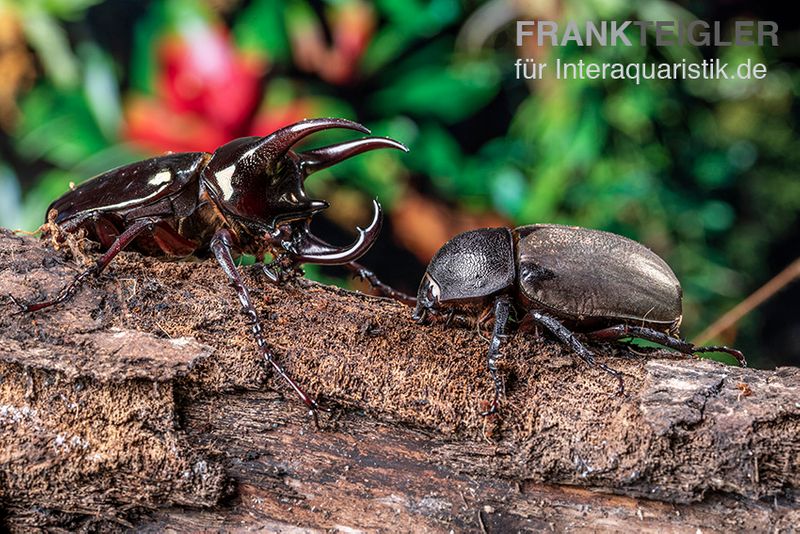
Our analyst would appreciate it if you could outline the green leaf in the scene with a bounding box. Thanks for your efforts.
[363,0,461,72]
[37,0,102,19]
[489,166,526,218]
[80,43,122,140]
[0,164,23,230]
[404,123,462,196]
[15,84,109,167]
[20,6,79,88]
[370,61,500,123]
[373,0,460,32]
[233,0,290,60]
[21,169,74,231]
[130,1,169,93]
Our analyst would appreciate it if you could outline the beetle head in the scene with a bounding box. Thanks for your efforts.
[412,228,516,322]
[202,118,406,262]
[412,273,442,323]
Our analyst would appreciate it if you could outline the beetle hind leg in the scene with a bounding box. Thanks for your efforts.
[529,311,625,395]
[586,325,746,367]
[10,217,160,313]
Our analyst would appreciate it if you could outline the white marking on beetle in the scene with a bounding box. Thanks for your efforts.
[215,164,236,200]
[97,185,168,210]
[148,170,172,186]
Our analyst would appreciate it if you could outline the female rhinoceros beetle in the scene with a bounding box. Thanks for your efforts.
[411,224,746,415]
[10,118,406,419]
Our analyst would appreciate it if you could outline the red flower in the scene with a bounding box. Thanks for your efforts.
[158,26,263,133]
[124,23,314,154]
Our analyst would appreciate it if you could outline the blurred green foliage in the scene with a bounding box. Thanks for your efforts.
[0,0,798,367]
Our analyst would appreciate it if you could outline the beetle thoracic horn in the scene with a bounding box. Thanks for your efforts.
[256,118,371,162]
[300,137,408,177]
[290,199,383,264]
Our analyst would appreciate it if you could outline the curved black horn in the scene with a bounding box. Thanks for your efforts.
[254,118,371,162]
[300,137,408,177]
[291,199,382,265]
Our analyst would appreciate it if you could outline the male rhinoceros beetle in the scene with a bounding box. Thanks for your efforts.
[411,224,746,414]
[10,118,406,418]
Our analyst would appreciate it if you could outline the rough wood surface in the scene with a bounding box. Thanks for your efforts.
[0,228,798,532]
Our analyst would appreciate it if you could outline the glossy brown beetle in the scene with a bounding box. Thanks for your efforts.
[10,118,407,418]
[411,224,746,414]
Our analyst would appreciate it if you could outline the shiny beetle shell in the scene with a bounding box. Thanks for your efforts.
[515,224,682,328]
[50,152,209,225]
[423,227,515,304]
[417,223,682,330]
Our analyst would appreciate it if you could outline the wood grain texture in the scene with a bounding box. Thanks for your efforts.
[0,229,798,531]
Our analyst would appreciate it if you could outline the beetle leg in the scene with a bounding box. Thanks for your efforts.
[345,262,417,305]
[529,311,625,395]
[261,263,281,283]
[10,217,160,313]
[586,325,747,367]
[261,253,304,284]
[210,229,323,424]
[481,295,512,416]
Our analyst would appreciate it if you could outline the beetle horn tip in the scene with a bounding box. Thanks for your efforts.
[364,199,382,229]
[317,117,370,134]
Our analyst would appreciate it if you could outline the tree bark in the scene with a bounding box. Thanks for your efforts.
[0,228,798,532]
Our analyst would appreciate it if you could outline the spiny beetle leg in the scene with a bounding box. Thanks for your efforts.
[481,295,512,416]
[346,261,417,306]
[586,324,747,367]
[210,228,323,425]
[11,217,160,313]
[530,311,625,395]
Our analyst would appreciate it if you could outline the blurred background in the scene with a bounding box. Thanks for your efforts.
[0,0,798,369]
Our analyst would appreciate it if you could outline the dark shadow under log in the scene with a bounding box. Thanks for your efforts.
[0,228,798,531]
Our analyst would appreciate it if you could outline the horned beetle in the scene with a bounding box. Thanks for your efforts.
[11,118,407,420]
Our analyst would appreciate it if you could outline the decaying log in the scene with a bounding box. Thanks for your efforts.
[0,228,798,532]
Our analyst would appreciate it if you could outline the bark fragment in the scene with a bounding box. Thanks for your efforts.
[0,229,797,531]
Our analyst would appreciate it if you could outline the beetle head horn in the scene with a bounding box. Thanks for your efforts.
[285,199,383,264]
[206,118,371,178]
[299,137,408,178]
[255,118,371,164]
[203,119,370,224]
[203,118,404,239]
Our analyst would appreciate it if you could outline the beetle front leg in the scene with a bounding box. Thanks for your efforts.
[529,311,625,395]
[10,217,160,313]
[481,295,512,416]
[210,229,322,423]
[346,262,417,306]
[586,324,747,367]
